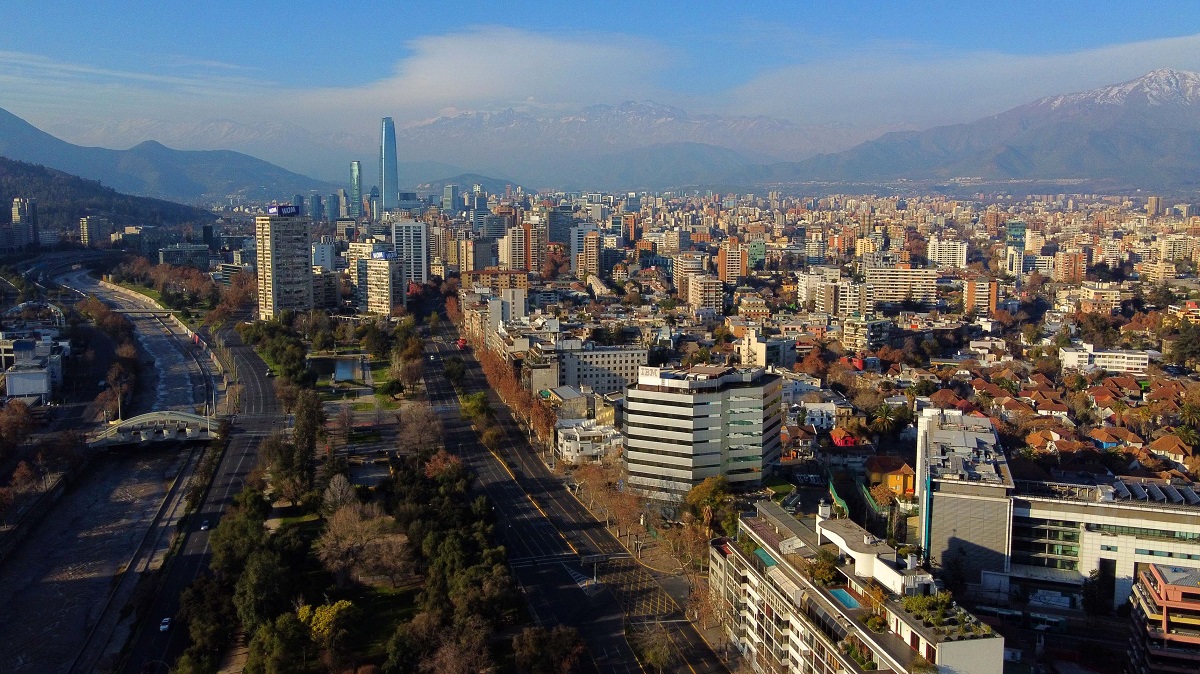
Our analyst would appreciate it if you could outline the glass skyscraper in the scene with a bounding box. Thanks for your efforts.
[379,117,399,212]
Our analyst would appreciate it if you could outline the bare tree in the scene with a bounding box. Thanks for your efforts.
[322,474,357,514]
[315,502,392,587]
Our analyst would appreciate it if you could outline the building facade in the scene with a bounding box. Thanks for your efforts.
[255,206,313,321]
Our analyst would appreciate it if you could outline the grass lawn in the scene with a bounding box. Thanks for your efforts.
[115,281,163,304]
[374,393,400,410]
[279,512,320,526]
[349,583,419,661]
[351,402,376,412]
[349,430,383,444]
[764,476,795,498]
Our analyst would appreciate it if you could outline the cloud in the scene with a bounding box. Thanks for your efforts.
[721,33,1200,127]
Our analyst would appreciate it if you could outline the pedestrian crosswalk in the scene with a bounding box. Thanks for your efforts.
[563,563,603,596]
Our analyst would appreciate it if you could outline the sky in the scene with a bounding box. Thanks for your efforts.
[3,1,1200,166]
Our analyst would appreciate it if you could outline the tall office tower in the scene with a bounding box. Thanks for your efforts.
[11,198,37,249]
[524,221,548,274]
[1147,195,1163,217]
[255,205,314,321]
[292,194,305,216]
[482,214,511,239]
[379,117,399,211]
[569,223,598,273]
[442,184,459,213]
[80,215,110,248]
[328,193,341,221]
[580,231,601,278]
[390,220,428,285]
[624,365,782,500]
[499,225,527,270]
[368,186,380,221]
[349,161,363,218]
[1005,219,1027,250]
[309,194,324,222]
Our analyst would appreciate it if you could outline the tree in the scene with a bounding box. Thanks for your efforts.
[633,621,676,674]
[233,549,289,634]
[336,404,355,445]
[512,625,584,674]
[245,613,312,674]
[323,473,357,514]
[1081,568,1113,620]
[178,575,236,654]
[0,400,34,457]
[315,502,393,586]
[299,599,358,656]
[10,460,39,492]
[0,487,13,526]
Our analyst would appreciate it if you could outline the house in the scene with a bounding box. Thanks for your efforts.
[864,455,916,497]
[829,427,858,447]
[928,388,962,409]
[1036,401,1069,420]
[1148,434,1194,465]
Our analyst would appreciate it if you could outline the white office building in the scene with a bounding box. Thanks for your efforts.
[624,365,782,500]
[390,219,428,285]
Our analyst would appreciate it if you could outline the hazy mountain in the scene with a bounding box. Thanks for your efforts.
[745,69,1200,189]
[414,173,524,198]
[0,108,339,204]
[0,156,213,232]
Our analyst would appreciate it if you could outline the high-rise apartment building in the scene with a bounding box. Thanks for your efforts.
[349,161,363,218]
[379,117,399,211]
[672,252,706,297]
[926,235,967,269]
[717,237,749,283]
[864,266,936,308]
[624,365,782,500]
[255,205,313,321]
[1129,564,1200,673]
[365,254,406,317]
[80,216,110,248]
[964,278,999,316]
[390,220,428,285]
[687,275,724,314]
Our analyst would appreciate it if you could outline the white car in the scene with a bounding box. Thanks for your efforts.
[159,618,171,632]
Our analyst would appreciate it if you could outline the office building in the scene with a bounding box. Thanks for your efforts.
[916,409,1014,583]
[11,198,37,250]
[311,238,338,273]
[569,223,598,273]
[442,184,459,213]
[710,500,1003,674]
[624,365,782,500]
[365,254,406,317]
[1059,343,1150,376]
[390,220,428,285]
[255,205,313,321]
[80,216,111,248]
[349,161,363,218]
[379,117,399,211]
[532,338,648,396]
[158,243,211,270]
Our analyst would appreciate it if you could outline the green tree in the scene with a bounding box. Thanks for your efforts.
[298,599,358,654]
[244,613,312,674]
[178,576,235,653]
[233,549,290,634]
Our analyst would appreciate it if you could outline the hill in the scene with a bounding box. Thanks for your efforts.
[0,107,338,204]
[0,157,213,232]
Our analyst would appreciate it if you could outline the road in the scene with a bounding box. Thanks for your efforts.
[116,312,280,674]
[426,324,726,674]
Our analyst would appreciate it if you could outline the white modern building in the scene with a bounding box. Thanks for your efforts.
[555,418,623,464]
[390,219,428,285]
[624,365,782,500]
[927,235,968,269]
[1059,343,1150,376]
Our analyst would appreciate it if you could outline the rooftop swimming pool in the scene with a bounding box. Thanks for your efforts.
[829,587,861,610]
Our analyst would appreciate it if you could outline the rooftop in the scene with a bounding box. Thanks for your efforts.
[920,409,1012,488]
[1156,564,1200,588]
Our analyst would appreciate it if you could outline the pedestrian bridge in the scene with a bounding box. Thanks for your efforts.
[89,411,220,448]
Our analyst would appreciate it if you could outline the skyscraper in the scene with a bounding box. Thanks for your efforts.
[379,117,399,212]
[349,161,363,218]
[256,205,314,321]
[442,184,459,213]
[391,220,429,286]
[11,198,37,250]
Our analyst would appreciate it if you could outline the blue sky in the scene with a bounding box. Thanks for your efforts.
[2,1,1200,163]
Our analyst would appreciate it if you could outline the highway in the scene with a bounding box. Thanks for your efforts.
[425,324,727,674]
[116,314,280,674]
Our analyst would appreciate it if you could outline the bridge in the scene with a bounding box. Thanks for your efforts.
[88,411,221,449]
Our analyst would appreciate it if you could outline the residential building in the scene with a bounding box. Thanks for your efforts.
[623,365,782,500]
[672,252,706,296]
[864,266,936,308]
[255,205,313,321]
[709,500,1003,674]
[1128,564,1200,673]
[842,317,893,351]
[365,254,406,317]
[717,237,749,282]
[556,418,623,464]
[927,235,968,269]
[390,219,428,285]
[736,329,797,369]
[462,269,529,292]
[10,198,37,250]
[531,338,648,395]
[312,238,338,272]
[687,274,724,315]
[964,278,998,316]
[312,267,341,310]
[345,239,388,309]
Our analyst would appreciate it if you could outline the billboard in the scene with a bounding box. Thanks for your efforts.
[268,204,299,217]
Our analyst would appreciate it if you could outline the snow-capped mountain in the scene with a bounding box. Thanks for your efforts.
[1038,68,1200,110]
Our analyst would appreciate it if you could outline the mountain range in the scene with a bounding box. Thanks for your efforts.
[4,69,1200,197]
[740,69,1200,190]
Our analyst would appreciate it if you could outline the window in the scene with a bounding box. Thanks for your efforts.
[1100,545,1118,552]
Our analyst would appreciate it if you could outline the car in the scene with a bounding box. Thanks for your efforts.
[159,618,171,632]
[429,355,437,361]
[199,519,210,531]
[265,370,273,377]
